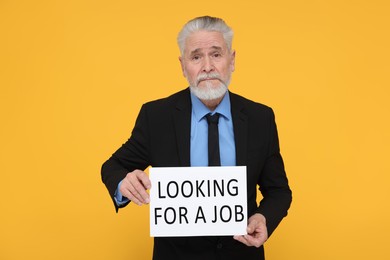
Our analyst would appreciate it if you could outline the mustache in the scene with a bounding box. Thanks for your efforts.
[196,72,222,86]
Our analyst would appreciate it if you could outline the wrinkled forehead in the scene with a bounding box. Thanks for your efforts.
[189,46,223,55]
[183,30,228,55]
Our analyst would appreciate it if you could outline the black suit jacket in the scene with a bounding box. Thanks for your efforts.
[101,88,292,260]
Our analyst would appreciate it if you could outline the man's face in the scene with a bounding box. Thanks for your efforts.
[179,30,235,101]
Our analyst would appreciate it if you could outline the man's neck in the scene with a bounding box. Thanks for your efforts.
[200,96,224,111]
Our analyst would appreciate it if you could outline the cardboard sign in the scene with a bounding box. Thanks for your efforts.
[149,166,247,237]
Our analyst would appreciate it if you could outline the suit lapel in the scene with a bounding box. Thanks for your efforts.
[230,92,248,166]
[173,89,191,166]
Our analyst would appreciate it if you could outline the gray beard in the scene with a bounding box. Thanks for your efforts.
[188,72,230,101]
[189,81,228,101]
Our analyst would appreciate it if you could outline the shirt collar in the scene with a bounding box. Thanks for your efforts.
[190,91,232,122]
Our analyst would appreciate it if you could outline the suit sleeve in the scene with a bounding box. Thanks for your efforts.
[101,104,151,212]
[256,108,292,237]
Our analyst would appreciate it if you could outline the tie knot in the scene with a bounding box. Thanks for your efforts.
[206,113,220,125]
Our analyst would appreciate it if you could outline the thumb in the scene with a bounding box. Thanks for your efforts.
[247,219,258,234]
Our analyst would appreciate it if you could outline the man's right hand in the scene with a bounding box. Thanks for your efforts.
[119,170,151,206]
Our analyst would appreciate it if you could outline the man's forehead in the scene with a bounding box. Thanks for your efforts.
[190,46,223,54]
[184,30,227,54]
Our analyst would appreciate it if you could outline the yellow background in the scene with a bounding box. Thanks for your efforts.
[1,0,389,259]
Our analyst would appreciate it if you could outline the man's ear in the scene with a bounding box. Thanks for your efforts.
[230,50,236,72]
[179,56,186,77]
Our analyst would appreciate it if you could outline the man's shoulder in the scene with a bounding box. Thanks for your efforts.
[229,91,273,114]
[143,88,190,110]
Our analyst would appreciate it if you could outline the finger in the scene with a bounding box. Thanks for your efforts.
[135,170,151,190]
[130,174,150,204]
[128,180,147,204]
[246,218,259,234]
[234,228,267,248]
[119,179,143,205]
[235,234,263,248]
[233,235,251,247]
[120,174,147,203]
[124,190,143,206]
[243,233,265,248]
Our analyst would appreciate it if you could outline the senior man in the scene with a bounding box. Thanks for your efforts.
[102,16,292,260]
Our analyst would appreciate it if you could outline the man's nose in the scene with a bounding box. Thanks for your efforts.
[202,57,214,73]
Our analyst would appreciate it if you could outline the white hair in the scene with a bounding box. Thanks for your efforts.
[177,16,234,55]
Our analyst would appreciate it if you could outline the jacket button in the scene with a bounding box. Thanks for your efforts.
[217,243,223,249]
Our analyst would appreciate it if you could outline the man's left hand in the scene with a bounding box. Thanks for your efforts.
[233,213,268,248]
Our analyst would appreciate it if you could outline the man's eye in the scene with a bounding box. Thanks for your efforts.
[192,56,200,60]
[213,53,221,58]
